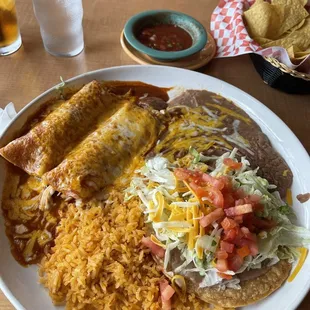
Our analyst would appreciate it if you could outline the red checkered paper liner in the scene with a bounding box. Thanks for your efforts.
[210,0,310,73]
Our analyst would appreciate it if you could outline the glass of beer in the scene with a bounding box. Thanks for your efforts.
[0,0,22,56]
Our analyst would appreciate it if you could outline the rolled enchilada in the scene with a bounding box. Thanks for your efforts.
[0,81,121,177]
[43,102,160,200]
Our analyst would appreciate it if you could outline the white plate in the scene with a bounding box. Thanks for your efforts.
[0,65,309,310]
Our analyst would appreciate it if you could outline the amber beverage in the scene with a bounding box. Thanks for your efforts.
[0,0,21,55]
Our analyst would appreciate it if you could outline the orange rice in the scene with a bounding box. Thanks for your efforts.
[39,191,209,310]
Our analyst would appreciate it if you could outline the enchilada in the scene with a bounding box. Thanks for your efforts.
[0,81,122,177]
[43,102,160,200]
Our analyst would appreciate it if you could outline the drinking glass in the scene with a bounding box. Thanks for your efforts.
[0,0,22,56]
[32,0,84,57]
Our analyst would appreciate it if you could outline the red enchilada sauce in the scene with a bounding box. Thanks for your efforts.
[138,24,193,51]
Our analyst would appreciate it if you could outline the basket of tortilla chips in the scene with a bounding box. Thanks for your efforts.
[211,0,310,94]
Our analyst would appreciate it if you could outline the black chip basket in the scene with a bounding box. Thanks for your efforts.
[250,53,310,94]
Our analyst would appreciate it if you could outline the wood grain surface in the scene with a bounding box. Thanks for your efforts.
[0,0,309,309]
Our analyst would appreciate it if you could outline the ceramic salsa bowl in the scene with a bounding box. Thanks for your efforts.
[124,10,208,61]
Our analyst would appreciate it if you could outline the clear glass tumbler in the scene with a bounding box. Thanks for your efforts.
[0,0,22,56]
[32,0,84,57]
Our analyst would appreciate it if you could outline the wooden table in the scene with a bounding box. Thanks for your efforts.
[0,0,309,309]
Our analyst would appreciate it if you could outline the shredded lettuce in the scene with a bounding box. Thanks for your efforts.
[198,269,223,288]
[55,76,66,99]
[189,146,201,164]
[219,278,241,290]
[127,147,310,289]
[164,240,179,271]
[196,235,218,253]
[279,203,294,216]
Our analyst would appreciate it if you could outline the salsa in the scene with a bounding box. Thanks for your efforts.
[138,24,193,52]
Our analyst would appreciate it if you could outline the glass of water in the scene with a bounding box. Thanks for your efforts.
[32,0,84,57]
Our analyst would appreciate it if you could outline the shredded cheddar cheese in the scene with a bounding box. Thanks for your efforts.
[153,192,165,222]
[286,188,293,207]
[171,274,187,296]
[150,235,166,249]
[152,102,251,162]
[288,247,308,282]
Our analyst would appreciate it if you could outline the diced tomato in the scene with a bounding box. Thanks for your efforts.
[223,228,237,242]
[142,237,165,258]
[159,279,175,310]
[235,188,246,199]
[223,158,242,170]
[174,168,191,181]
[240,227,257,242]
[246,194,261,203]
[216,250,228,259]
[223,193,235,208]
[221,217,237,230]
[252,217,276,230]
[209,187,224,208]
[220,241,235,253]
[201,173,224,190]
[235,199,245,206]
[228,254,243,272]
[242,213,256,232]
[223,226,243,244]
[237,245,250,258]
[224,204,253,217]
[224,228,242,245]
[202,187,224,208]
[254,203,265,212]
[234,215,243,224]
[161,284,175,301]
[219,176,233,192]
[159,279,168,292]
[200,208,225,228]
[162,300,171,310]
[238,239,258,256]
[174,168,201,183]
[189,181,204,194]
[217,272,232,280]
[248,241,258,256]
[235,238,258,256]
[235,226,245,240]
[191,182,224,208]
[240,226,250,235]
[243,195,263,212]
[216,258,228,272]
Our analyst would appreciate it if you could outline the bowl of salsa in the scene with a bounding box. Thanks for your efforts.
[124,10,208,61]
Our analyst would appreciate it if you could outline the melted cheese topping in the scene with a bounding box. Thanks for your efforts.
[44,102,160,199]
[155,103,251,163]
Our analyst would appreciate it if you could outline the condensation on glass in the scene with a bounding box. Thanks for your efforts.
[32,0,84,57]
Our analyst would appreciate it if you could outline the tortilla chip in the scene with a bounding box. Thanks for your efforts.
[244,0,310,56]
[243,2,284,39]
[287,45,296,60]
[287,19,306,33]
[295,50,310,59]
[288,45,310,61]
[262,18,310,50]
[272,0,309,36]
[252,36,273,46]
[188,260,291,308]
[273,0,308,7]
